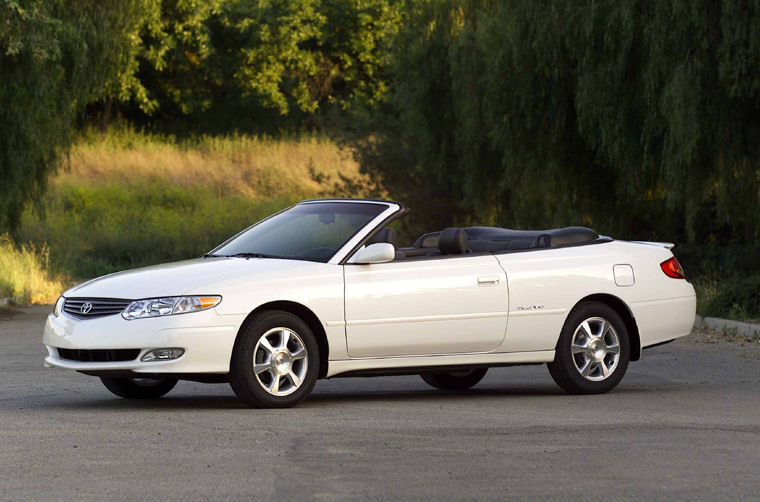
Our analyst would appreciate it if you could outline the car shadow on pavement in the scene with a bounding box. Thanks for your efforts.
[305,386,579,405]
[30,394,248,410]
[37,387,594,411]
[26,388,558,411]
[310,385,661,410]
[23,382,662,411]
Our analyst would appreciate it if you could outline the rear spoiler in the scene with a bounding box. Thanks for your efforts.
[631,241,675,250]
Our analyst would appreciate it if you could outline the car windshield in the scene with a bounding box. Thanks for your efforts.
[209,202,387,262]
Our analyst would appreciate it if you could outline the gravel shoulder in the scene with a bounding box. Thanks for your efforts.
[1,305,759,501]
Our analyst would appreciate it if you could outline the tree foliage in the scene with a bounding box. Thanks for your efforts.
[0,0,143,232]
[109,0,224,115]
[112,0,402,125]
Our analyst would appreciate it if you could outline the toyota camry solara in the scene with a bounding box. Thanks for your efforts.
[43,199,696,408]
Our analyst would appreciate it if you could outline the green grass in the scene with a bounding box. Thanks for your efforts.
[16,127,379,280]
[20,183,294,278]
[678,243,760,322]
[692,274,760,322]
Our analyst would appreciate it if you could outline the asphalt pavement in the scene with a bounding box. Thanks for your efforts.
[1,305,759,501]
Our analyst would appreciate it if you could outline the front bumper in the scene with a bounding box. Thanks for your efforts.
[42,309,242,374]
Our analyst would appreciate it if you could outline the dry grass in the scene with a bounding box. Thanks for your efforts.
[60,129,379,199]
[0,235,66,304]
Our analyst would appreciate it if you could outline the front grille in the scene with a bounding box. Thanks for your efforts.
[57,348,141,362]
[63,298,131,319]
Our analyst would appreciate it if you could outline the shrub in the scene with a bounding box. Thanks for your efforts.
[0,235,66,304]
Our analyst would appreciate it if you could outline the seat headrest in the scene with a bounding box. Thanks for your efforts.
[438,228,469,254]
[548,226,598,246]
[368,227,398,249]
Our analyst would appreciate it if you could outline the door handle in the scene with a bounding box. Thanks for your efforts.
[477,276,500,286]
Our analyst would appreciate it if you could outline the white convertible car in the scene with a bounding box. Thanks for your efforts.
[43,199,696,408]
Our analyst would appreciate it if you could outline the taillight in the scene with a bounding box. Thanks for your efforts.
[660,257,685,279]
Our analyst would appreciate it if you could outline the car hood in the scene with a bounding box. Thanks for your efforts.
[64,257,318,299]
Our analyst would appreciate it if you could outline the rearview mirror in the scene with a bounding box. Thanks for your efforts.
[347,243,395,264]
[318,213,335,224]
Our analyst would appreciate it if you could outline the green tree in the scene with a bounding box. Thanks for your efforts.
[0,0,143,232]
[108,0,224,117]
[110,0,402,128]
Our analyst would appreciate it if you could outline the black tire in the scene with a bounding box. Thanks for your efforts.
[420,368,488,390]
[229,310,319,408]
[548,302,630,394]
[100,376,178,399]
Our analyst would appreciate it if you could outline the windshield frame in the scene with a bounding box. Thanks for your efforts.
[206,199,403,265]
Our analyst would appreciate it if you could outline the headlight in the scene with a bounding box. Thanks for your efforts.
[122,296,221,320]
[53,296,65,317]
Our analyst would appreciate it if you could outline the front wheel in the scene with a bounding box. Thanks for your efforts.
[229,310,319,408]
[420,368,488,390]
[548,302,630,394]
[100,376,178,399]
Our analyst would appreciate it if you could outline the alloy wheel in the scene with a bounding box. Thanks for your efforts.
[570,317,621,381]
[253,327,308,396]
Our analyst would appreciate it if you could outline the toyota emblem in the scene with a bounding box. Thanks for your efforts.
[80,302,93,314]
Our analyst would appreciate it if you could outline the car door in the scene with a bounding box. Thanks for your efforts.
[343,255,508,357]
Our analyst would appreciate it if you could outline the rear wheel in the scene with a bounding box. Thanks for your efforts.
[100,376,178,399]
[548,302,630,394]
[229,310,319,408]
[420,368,488,390]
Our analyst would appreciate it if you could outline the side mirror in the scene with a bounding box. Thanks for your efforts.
[347,243,395,264]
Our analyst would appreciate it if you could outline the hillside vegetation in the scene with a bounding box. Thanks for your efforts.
[18,129,377,282]
[3,127,749,320]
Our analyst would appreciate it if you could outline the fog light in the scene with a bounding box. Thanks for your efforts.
[141,348,185,361]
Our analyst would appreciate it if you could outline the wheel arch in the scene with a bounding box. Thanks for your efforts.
[236,301,330,378]
[571,294,641,361]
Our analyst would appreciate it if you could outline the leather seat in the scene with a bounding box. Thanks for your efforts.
[368,227,399,248]
[413,226,598,251]
[438,228,470,255]
[367,227,405,259]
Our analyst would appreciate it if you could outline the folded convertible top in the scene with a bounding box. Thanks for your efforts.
[412,226,600,251]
